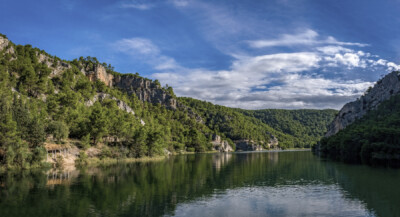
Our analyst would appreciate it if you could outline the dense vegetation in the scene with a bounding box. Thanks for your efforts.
[180,97,293,148]
[319,94,400,167]
[0,36,214,169]
[238,109,337,147]
[0,34,337,169]
[179,98,337,148]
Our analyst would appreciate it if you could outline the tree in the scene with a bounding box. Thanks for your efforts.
[47,121,69,143]
[89,102,108,144]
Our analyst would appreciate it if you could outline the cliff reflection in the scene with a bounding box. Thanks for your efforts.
[212,153,232,171]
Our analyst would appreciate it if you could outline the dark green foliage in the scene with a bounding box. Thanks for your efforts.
[319,94,400,167]
[89,102,108,144]
[239,109,337,147]
[0,34,338,169]
[0,38,218,169]
[179,97,336,149]
[47,121,69,143]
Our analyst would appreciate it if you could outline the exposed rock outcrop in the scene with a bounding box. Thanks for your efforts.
[37,53,71,77]
[211,134,233,152]
[83,64,114,87]
[325,71,400,137]
[85,93,146,126]
[113,75,177,109]
[78,63,178,109]
[0,36,9,51]
[0,36,15,55]
[235,136,278,151]
[85,93,135,115]
[235,140,264,151]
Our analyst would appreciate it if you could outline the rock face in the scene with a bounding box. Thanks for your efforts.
[326,71,400,137]
[211,134,234,152]
[0,36,15,55]
[85,93,134,114]
[78,63,177,109]
[113,75,177,109]
[235,140,264,151]
[0,36,9,51]
[235,136,279,151]
[85,93,146,126]
[82,64,114,87]
[0,35,177,110]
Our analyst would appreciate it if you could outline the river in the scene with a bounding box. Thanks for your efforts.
[0,151,399,217]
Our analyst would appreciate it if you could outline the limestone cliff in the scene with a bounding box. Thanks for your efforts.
[113,75,177,109]
[82,64,114,87]
[325,71,400,137]
[77,61,177,109]
[0,36,15,55]
[235,136,278,151]
[211,135,233,152]
[0,36,9,51]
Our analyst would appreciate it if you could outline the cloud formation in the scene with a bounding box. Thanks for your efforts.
[120,1,154,10]
[248,29,368,48]
[114,29,400,109]
[114,38,180,70]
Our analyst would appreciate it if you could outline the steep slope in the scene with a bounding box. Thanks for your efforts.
[0,34,221,169]
[325,71,400,137]
[320,71,400,167]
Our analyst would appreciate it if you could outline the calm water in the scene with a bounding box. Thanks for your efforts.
[0,151,399,217]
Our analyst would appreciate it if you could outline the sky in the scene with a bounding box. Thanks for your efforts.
[1,0,400,109]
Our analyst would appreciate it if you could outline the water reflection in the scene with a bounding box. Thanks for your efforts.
[212,153,232,171]
[0,151,399,217]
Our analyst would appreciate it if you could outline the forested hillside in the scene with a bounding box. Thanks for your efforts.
[0,34,215,169]
[238,109,337,147]
[319,93,400,167]
[179,98,337,148]
[0,33,336,169]
[179,97,294,148]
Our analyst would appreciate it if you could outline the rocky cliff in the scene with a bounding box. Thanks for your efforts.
[78,62,177,109]
[325,71,400,137]
[211,135,233,152]
[235,136,278,151]
[84,64,114,87]
[113,75,177,109]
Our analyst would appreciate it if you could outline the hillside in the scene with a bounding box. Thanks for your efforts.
[319,71,400,167]
[0,34,335,169]
[180,98,337,149]
[0,34,217,169]
[237,109,337,147]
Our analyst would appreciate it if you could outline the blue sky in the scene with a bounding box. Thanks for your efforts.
[2,0,400,109]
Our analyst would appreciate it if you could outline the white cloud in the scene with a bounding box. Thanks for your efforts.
[114,30,399,109]
[114,38,159,55]
[324,53,366,68]
[232,52,320,74]
[120,1,154,10]
[316,46,352,55]
[114,38,180,70]
[249,29,368,48]
[387,62,400,71]
[170,0,189,7]
[153,53,373,109]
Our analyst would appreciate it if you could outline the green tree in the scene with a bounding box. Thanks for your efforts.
[47,121,69,143]
[89,102,108,144]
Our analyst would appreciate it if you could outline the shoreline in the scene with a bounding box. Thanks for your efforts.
[1,149,311,172]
